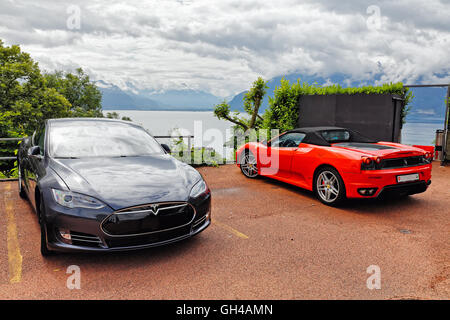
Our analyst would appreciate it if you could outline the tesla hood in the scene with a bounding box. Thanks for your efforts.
[49,155,202,210]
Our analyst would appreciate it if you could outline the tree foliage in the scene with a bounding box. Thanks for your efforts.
[0,40,71,137]
[213,101,251,131]
[213,77,268,131]
[105,111,132,121]
[0,40,104,176]
[44,68,103,117]
[262,79,303,132]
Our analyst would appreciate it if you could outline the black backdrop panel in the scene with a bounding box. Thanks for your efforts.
[297,94,402,142]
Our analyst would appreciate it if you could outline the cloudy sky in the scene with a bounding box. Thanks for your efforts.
[0,0,449,97]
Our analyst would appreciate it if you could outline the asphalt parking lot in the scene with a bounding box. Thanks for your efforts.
[0,163,449,299]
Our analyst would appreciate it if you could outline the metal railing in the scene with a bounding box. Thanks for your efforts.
[154,135,194,152]
[0,136,195,161]
[0,137,23,161]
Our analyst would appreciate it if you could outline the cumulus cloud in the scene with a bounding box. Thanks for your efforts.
[0,0,449,97]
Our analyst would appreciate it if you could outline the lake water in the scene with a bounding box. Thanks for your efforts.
[106,110,444,157]
[106,110,236,159]
[401,121,444,146]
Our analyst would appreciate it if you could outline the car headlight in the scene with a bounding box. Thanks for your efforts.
[190,179,208,198]
[52,189,106,209]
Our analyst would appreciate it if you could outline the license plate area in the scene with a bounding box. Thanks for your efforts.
[397,173,419,183]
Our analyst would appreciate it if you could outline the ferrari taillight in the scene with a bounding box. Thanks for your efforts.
[361,157,377,170]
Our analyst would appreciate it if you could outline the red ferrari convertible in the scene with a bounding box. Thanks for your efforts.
[236,127,432,205]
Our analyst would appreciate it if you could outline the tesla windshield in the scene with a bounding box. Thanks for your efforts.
[49,121,164,158]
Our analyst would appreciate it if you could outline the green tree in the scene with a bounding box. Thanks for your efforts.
[213,77,268,131]
[244,77,268,129]
[44,68,103,117]
[105,111,132,121]
[263,79,302,132]
[0,40,71,137]
[0,40,105,176]
[213,102,250,131]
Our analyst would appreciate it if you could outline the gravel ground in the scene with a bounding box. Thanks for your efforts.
[0,162,448,299]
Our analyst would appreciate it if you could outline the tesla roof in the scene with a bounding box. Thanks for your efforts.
[47,118,128,123]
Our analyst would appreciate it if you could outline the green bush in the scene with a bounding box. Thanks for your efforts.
[169,132,223,166]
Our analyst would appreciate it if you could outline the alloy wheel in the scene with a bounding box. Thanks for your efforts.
[316,170,340,203]
[241,152,258,178]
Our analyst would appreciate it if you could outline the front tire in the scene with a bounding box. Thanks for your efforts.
[314,167,346,206]
[18,164,27,199]
[38,196,53,257]
[240,151,259,178]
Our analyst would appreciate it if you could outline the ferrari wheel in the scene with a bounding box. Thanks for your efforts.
[240,151,258,178]
[314,167,346,206]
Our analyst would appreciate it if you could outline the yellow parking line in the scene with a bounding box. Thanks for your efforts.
[4,184,22,284]
[214,220,249,239]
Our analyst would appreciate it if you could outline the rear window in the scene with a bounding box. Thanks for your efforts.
[320,130,351,143]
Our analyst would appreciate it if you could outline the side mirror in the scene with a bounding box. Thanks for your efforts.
[161,144,171,154]
[28,146,41,156]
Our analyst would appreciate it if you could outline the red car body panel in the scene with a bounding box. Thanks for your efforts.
[236,139,432,199]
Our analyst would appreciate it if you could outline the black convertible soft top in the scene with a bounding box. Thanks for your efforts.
[287,127,378,146]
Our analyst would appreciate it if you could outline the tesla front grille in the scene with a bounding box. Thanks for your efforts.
[105,225,192,248]
[101,202,196,237]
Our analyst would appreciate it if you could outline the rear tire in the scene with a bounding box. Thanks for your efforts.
[240,150,259,178]
[314,166,346,206]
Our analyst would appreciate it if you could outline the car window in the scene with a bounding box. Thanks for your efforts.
[37,128,45,152]
[33,126,45,155]
[48,121,165,158]
[271,132,306,148]
[320,130,351,143]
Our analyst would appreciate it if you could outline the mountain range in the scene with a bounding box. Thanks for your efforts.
[97,80,220,111]
[98,74,448,122]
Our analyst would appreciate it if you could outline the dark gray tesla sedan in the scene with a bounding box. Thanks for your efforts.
[17,118,211,256]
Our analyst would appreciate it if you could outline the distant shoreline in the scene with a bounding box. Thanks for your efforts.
[103,108,215,112]
[103,109,446,124]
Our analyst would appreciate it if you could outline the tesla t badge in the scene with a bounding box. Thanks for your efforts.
[149,204,159,216]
